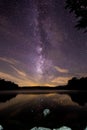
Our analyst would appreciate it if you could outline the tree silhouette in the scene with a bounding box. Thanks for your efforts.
[58,77,87,105]
[0,78,19,90]
[67,77,87,90]
[65,0,87,32]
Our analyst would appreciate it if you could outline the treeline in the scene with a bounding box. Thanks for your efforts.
[67,77,87,90]
[64,77,87,90]
[0,77,87,91]
[57,77,87,90]
[0,78,19,90]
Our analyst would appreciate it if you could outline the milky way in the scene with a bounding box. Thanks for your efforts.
[30,0,54,83]
[0,0,87,86]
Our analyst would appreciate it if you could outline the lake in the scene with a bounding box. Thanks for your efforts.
[0,91,87,130]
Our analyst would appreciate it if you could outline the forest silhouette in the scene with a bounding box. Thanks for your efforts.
[1,77,87,90]
[0,77,87,105]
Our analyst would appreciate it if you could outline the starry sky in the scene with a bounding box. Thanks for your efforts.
[0,0,87,87]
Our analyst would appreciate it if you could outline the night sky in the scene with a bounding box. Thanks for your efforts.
[0,0,87,86]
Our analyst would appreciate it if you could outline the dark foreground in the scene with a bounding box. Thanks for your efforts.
[0,90,87,130]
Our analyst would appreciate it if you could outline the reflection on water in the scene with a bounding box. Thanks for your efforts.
[0,91,87,130]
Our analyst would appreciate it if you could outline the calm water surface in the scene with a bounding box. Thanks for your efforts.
[0,91,87,130]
